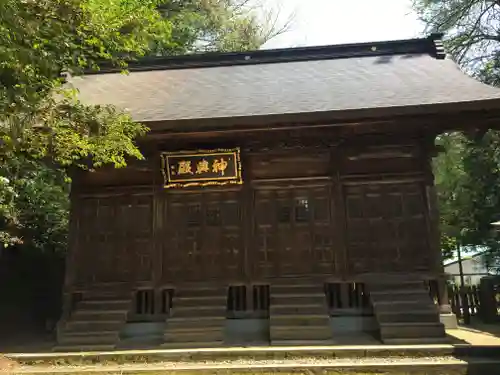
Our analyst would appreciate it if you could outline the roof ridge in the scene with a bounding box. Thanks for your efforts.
[87,34,446,75]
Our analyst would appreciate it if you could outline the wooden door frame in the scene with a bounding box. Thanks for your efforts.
[249,178,336,281]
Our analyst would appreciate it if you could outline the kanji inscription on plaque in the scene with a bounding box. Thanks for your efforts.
[161,148,242,188]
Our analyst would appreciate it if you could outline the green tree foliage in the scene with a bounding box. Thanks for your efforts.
[155,0,291,54]
[433,132,500,270]
[413,0,500,74]
[0,0,290,250]
[432,133,465,260]
[414,1,500,269]
[1,157,69,253]
[0,0,290,330]
[0,0,172,247]
[0,0,169,168]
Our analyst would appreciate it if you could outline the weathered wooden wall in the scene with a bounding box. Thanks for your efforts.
[66,130,439,291]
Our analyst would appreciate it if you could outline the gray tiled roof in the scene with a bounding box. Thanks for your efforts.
[70,52,500,123]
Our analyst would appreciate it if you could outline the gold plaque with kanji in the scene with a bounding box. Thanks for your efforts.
[161,148,242,188]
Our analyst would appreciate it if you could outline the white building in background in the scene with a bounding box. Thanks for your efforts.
[444,252,493,285]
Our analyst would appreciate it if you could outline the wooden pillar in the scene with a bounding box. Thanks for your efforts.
[152,151,164,312]
[64,168,83,291]
[479,277,498,323]
[331,143,348,279]
[58,169,82,332]
[241,150,253,285]
[63,193,78,295]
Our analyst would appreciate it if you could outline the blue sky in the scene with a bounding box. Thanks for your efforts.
[261,0,426,49]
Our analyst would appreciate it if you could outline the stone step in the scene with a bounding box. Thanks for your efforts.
[372,300,436,312]
[72,310,128,321]
[271,284,325,295]
[174,296,227,308]
[65,320,124,332]
[84,282,131,291]
[370,290,431,302]
[379,322,446,340]
[168,317,226,330]
[368,281,425,293]
[382,337,451,345]
[175,287,227,299]
[361,273,423,282]
[85,291,133,300]
[38,344,463,362]
[58,331,119,345]
[271,314,330,327]
[167,326,225,335]
[171,305,226,318]
[161,341,224,349]
[367,278,446,345]
[78,299,131,311]
[376,310,440,324]
[20,356,499,373]
[270,325,332,341]
[271,293,326,306]
[271,340,334,346]
[270,278,322,285]
[52,344,116,352]
[271,304,327,316]
[370,288,431,296]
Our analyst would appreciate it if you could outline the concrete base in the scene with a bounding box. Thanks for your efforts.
[122,322,166,337]
[330,316,377,334]
[440,313,458,329]
[119,322,166,349]
[225,319,269,345]
[225,316,378,345]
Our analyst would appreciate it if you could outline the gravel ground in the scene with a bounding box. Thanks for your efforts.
[9,356,465,373]
[0,355,18,372]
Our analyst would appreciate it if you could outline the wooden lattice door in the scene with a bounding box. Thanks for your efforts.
[253,185,336,279]
[75,194,153,285]
[162,191,243,283]
[345,181,430,274]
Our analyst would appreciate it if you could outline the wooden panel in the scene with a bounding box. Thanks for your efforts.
[344,182,430,274]
[75,159,155,187]
[68,134,438,288]
[74,195,154,284]
[340,145,421,176]
[252,185,336,278]
[342,157,422,175]
[161,191,243,283]
[249,150,330,179]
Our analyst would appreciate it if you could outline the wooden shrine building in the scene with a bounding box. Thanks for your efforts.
[57,34,500,350]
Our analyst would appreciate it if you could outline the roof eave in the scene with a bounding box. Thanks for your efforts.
[139,99,500,136]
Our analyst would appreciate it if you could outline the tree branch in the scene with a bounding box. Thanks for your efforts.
[455,2,498,64]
